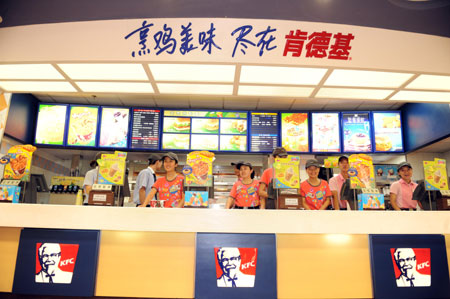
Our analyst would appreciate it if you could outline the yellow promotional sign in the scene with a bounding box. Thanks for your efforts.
[348,154,376,189]
[423,158,448,191]
[98,152,127,185]
[324,157,339,168]
[3,145,36,182]
[273,155,300,189]
[50,176,85,187]
[184,151,214,187]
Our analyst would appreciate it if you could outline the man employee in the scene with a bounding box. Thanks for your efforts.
[83,151,108,204]
[133,153,162,206]
[329,156,350,210]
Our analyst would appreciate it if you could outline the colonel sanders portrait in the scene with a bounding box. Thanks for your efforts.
[216,247,255,288]
[35,243,73,284]
[393,248,431,287]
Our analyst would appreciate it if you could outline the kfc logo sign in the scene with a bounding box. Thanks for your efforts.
[35,243,79,284]
[214,247,257,288]
[391,248,431,287]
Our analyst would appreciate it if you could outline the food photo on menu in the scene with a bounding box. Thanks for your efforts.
[99,108,129,148]
[163,117,191,133]
[35,104,67,145]
[220,135,247,151]
[67,106,98,147]
[190,134,219,151]
[191,118,219,134]
[220,119,247,135]
[373,112,403,152]
[281,113,308,152]
[312,113,340,152]
[342,113,372,152]
[162,133,190,150]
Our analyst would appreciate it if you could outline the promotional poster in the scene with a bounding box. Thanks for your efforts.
[323,156,339,168]
[273,155,300,189]
[97,152,127,185]
[374,165,398,184]
[0,185,21,203]
[0,93,11,145]
[3,145,37,182]
[281,113,308,152]
[373,112,403,152]
[348,154,376,189]
[311,112,340,152]
[342,113,372,152]
[184,191,209,207]
[357,193,385,210]
[35,104,67,145]
[99,107,129,148]
[423,159,448,191]
[184,151,214,187]
[67,106,99,147]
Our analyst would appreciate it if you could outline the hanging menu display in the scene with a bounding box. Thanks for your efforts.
[372,111,403,152]
[130,108,160,150]
[66,106,99,147]
[162,110,247,152]
[311,112,340,152]
[281,113,309,152]
[35,104,68,145]
[342,112,372,152]
[250,112,278,152]
[98,107,130,148]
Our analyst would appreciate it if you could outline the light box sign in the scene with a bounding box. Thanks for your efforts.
[98,107,130,148]
[373,111,403,152]
[130,108,160,150]
[34,104,68,146]
[66,106,99,147]
[311,112,340,152]
[281,113,309,152]
[342,112,372,153]
[250,112,278,153]
[162,110,248,152]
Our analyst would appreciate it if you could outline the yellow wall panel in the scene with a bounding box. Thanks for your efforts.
[0,227,21,292]
[277,234,373,299]
[95,231,196,298]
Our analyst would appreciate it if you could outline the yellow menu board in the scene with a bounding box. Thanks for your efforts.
[348,154,376,189]
[423,159,448,191]
[281,113,308,152]
[67,106,99,147]
[3,145,36,182]
[183,151,214,187]
[98,152,127,185]
[273,155,300,189]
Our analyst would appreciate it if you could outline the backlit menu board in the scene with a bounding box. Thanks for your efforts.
[130,108,160,150]
[311,112,340,152]
[35,104,67,145]
[373,111,403,152]
[342,112,372,152]
[66,106,99,147]
[162,110,247,152]
[250,112,278,152]
[99,107,130,148]
[281,113,309,152]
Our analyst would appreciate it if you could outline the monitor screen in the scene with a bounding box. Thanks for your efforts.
[130,108,160,150]
[35,104,67,145]
[281,112,309,152]
[342,112,372,152]
[98,107,130,148]
[66,106,99,147]
[311,112,340,152]
[373,111,403,152]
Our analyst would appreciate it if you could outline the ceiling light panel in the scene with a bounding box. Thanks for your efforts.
[325,69,414,88]
[58,64,148,80]
[0,64,64,79]
[157,83,233,95]
[150,64,235,82]
[406,74,450,91]
[390,91,450,102]
[0,81,76,92]
[240,66,327,85]
[316,88,394,100]
[76,82,154,93]
[238,85,314,97]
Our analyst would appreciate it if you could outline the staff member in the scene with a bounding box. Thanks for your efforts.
[226,162,264,209]
[133,153,162,207]
[259,147,288,209]
[390,161,422,211]
[300,159,332,210]
[83,151,108,204]
[230,161,244,180]
[329,156,350,210]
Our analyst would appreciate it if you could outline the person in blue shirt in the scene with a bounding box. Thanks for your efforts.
[132,153,162,207]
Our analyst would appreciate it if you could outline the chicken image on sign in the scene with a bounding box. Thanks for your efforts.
[35,243,79,284]
[390,248,431,287]
[214,247,257,288]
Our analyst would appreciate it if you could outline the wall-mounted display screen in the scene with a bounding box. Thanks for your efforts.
[281,113,309,152]
[311,112,340,152]
[162,110,248,152]
[66,106,99,147]
[250,112,278,152]
[35,104,67,145]
[342,112,372,152]
[130,108,160,150]
[98,107,130,148]
[373,111,403,152]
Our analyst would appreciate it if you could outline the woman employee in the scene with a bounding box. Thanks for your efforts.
[390,161,422,211]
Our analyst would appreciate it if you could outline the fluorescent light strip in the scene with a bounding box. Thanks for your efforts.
[325,69,414,88]
[316,88,393,100]
[0,64,64,80]
[59,64,148,80]
[158,83,233,95]
[76,82,154,93]
[150,64,235,82]
[240,66,327,85]
[238,85,314,97]
[390,91,450,102]
[406,74,450,91]
[0,81,76,92]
